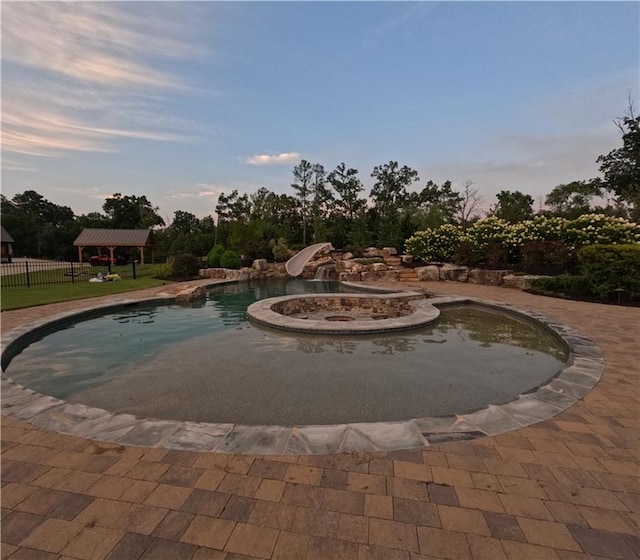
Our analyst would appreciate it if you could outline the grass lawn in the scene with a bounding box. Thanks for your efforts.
[1,264,174,311]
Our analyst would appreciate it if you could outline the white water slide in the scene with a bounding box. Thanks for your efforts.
[285,242,334,277]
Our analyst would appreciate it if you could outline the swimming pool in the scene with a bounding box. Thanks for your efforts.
[0,279,604,453]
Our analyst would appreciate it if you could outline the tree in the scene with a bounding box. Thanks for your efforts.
[328,163,366,221]
[2,190,76,258]
[291,160,314,245]
[327,163,367,248]
[545,181,603,218]
[170,210,200,235]
[215,190,251,223]
[370,161,419,247]
[11,190,74,225]
[249,188,275,222]
[412,180,462,228]
[456,180,482,227]
[492,190,534,223]
[214,190,252,250]
[370,161,419,207]
[309,163,332,243]
[597,101,640,220]
[102,193,164,229]
[199,215,216,232]
[76,212,110,229]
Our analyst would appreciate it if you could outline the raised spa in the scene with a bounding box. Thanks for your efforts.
[247,292,440,334]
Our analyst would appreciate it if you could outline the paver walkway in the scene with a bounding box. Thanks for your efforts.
[1,281,638,559]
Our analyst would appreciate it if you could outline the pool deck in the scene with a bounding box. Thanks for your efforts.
[1,280,639,559]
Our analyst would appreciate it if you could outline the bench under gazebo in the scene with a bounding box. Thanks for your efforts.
[73,228,152,264]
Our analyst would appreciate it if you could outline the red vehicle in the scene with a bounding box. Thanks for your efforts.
[88,254,128,266]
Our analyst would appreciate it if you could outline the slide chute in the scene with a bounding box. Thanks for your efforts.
[285,242,334,277]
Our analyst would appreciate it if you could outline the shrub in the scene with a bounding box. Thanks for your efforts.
[241,239,272,262]
[521,240,576,275]
[270,238,289,262]
[578,244,640,299]
[168,253,202,277]
[220,250,242,269]
[152,263,173,279]
[484,242,509,268]
[563,214,640,249]
[207,244,225,267]
[406,213,639,271]
[405,224,463,262]
[530,274,593,298]
[453,241,477,267]
[463,217,510,249]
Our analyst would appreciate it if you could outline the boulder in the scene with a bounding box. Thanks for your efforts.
[503,274,549,290]
[468,269,513,286]
[337,260,363,273]
[304,256,334,273]
[370,263,388,272]
[415,265,440,281]
[176,285,206,303]
[263,263,287,279]
[339,271,362,282]
[225,268,255,281]
[401,255,413,265]
[361,270,399,282]
[252,259,268,271]
[201,268,226,279]
[342,252,354,261]
[363,247,379,258]
[440,264,469,283]
[382,247,398,256]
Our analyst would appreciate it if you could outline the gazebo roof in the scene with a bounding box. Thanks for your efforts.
[73,228,152,247]
[1,226,15,243]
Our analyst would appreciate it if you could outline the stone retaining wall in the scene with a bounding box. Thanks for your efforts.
[271,296,414,318]
[415,264,547,289]
[198,260,547,290]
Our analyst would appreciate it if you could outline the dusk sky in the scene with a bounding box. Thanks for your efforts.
[2,1,638,223]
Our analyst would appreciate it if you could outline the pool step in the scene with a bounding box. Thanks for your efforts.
[383,256,402,267]
[398,268,420,283]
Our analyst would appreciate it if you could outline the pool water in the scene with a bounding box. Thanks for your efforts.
[3,280,568,425]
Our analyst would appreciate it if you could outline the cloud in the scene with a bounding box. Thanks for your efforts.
[2,101,188,157]
[416,128,618,212]
[1,3,198,89]
[0,158,37,173]
[170,187,221,200]
[1,2,202,158]
[246,153,301,166]
[361,3,436,49]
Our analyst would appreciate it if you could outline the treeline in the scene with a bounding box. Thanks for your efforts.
[1,108,637,262]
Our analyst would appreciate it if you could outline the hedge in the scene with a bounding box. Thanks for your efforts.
[578,244,640,299]
[405,214,640,269]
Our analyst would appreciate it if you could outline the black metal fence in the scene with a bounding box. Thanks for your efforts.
[0,260,139,288]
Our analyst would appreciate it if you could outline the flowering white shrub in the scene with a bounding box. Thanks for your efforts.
[404,224,463,262]
[562,214,640,248]
[463,216,510,249]
[405,214,639,264]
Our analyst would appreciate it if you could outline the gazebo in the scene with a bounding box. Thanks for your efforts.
[73,228,152,264]
[1,225,15,263]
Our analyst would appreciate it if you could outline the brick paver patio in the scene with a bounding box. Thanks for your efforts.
[1,281,638,559]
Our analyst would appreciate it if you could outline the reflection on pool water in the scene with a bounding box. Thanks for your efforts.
[3,280,568,425]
